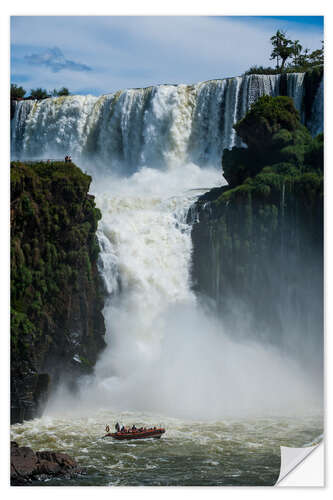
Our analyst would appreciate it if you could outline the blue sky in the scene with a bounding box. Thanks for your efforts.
[10,16,323,96]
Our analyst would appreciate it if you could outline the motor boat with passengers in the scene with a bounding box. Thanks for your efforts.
[104,423,166,440]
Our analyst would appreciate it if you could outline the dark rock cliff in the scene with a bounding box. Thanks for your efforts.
[191,173,323,353]
[191,96,323,366]
[11,161,106,424]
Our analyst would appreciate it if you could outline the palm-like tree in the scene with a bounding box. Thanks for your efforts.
[270,30,294,70]
[292,40,303,67]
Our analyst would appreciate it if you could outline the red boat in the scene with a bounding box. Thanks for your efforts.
[105,427,165,440]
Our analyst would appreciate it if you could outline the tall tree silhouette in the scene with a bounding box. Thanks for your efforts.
[270,30,293,70]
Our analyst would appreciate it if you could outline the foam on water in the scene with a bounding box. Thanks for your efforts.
[10,407,323,485]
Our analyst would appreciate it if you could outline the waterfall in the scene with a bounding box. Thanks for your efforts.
[10,100,36,157]
[11,73,323,417]
[11,73,321,170]
[286,72,305,116]
[72,165,316,417]
[246,73,280,108]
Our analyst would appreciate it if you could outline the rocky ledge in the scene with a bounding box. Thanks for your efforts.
[11,441,81,485]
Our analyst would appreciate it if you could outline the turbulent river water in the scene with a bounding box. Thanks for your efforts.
[11,409,322,486]
[10,165,323,486]
[10,74,323,486]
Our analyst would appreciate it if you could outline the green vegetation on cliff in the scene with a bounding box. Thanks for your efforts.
[244,30,323,75]
[222,95,322,189]
[192,96,323,351]
[11,161,106,423]
[11,84,71,100]
[214,96,323,251]
[243,30,323,127]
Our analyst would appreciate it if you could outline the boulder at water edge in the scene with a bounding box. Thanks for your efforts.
[11,441,81,485]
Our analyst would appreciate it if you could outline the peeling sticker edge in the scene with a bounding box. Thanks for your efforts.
[276,440,324,486]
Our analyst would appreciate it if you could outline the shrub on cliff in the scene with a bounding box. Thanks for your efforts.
[52,87,70,97]
[304,132,323,172]
[29,88,50,100]
[222,95,319,187]
[234,95,302,148]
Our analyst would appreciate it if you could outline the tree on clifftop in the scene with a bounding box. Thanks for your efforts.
[29,88,49,100]
[11,84,26,99]
[52,87,70,97]
[291,40,303,67]
[270,30,294,70]
[245,32,323,75]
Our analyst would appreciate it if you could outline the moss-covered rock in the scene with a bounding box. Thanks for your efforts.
[11,161,106,423]
[223,96,318,188]
[235,95,300,144]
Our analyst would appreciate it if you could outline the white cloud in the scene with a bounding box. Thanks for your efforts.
[11,16,323,95]
[25,46,91,73]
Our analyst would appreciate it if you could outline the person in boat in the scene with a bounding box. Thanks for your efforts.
[132,425,137,431]
[121,425,125,432]
[115,422,120,432]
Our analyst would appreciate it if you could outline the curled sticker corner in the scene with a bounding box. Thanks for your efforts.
[276,442,323,485]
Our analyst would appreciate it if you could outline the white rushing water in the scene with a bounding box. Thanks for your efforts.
[10,407,323,485]
[12,73,322,420]
[12,73,320,167]
[46,162,320,420]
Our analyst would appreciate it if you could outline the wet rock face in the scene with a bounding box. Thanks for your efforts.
[191,95,323,363]
[11,162,106,423]
[191,180,323,341]
[11,441,80,485]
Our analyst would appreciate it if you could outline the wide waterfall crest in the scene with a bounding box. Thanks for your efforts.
[11,73,321,173]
